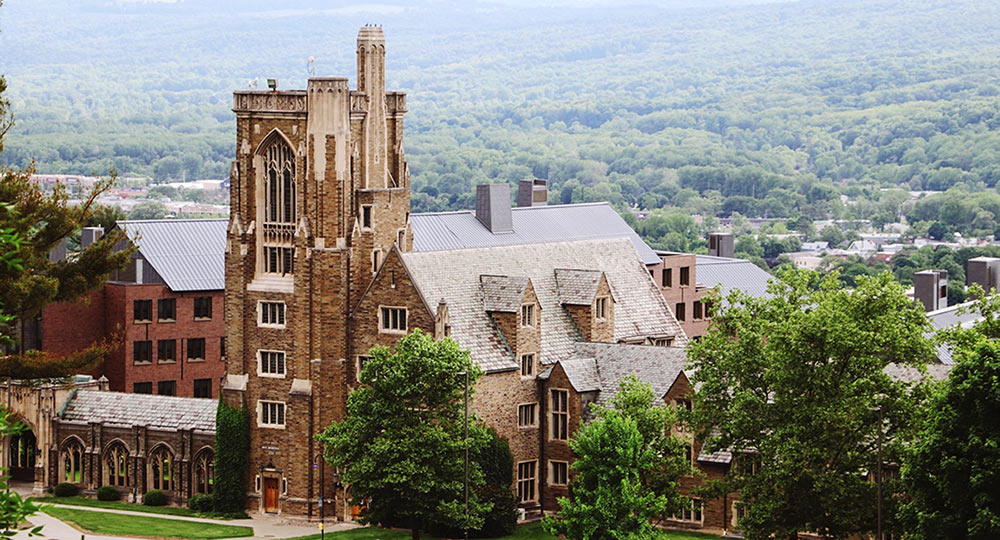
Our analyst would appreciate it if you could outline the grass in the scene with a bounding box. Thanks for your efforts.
[31,495,239,520]
[41,506,254,539]
[286,521,721,540]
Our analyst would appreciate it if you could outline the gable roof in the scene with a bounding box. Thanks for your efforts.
[115,219,227,292]
[695,254,772,300]
[480,275,530,313]
[59,390,216,432]
[926,300,982,364]
[400,238,686,373]
[410,202,660,266]
[554,269,604,305]
[574,341,688,406]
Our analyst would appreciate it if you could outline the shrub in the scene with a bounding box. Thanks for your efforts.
[143,489,167,506]
[188,493,214,513]
[96,485,119,501]
[53,483,79,497]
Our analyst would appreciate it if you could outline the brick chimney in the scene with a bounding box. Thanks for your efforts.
[914,269,948,311]
[517,179,548,207]
[708,232,734,258]
[475,184,513,234]
[967,256,1000,297]
[81,226,104,249]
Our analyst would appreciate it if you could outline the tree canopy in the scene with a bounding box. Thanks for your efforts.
[688,268,934,539]
[317,330,489,540]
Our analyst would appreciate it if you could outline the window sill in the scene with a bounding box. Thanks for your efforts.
[187,358,206,363]
[259,424,286,430]
[257,323,286,330]
[258,372,287,379]
[518,425,538,431]
[158,360,177,365]
[158,319,176,324]
[133,361,153,366]
[134,319,152,325]
[378,329,408,335]
[248,275,294,294]
[193,317,213,322]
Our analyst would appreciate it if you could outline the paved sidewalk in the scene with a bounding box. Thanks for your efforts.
[11,502,358,540]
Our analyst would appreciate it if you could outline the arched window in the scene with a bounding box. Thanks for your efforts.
[148,445,173,492]
[258,134,296,276]
[194,450,214,495]
[105,443,129,487]
[62,439,85,483]
[263,141,295,224]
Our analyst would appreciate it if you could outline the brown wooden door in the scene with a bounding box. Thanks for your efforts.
[264,478,280,513]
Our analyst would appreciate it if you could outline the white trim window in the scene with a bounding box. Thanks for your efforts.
[517,403,537,428]
[259,401,286,428]
[520,353,535,377]
[516,461,537,503]
[258,301,286,328]
[672,498,704,524]
[520,303,535,327]
[549,460,568,486]
[372,249,382,275]
[379,306,407,333]
[258,350,286,377]
[594,296,608,320]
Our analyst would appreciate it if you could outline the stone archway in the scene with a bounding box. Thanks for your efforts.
[7,428,37,482]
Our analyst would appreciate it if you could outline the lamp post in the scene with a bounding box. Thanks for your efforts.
[871,405,884,540]
[315,452,325,540]
[458,370,469,540]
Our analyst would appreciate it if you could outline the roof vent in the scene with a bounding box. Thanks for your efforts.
[475,184,513,234]
[517,179,548,207]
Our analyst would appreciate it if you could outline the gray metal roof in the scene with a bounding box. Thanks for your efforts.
[925,301,983,364]
[411,203,661,266]
[59,390,216,432]
[116,219,227,292]
[400,238,687,373]
[695,255,773,300]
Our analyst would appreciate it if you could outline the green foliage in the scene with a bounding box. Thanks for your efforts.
[213,399,249,515]
[128,200,169,220]
[317,329,489,539]
[96,485,119,502]
[901,339,1000,539]
[688,268,934,539]
[471,431,517,538]
[188,493,214,513]
[543,408,666,540]
[53,482,79,497]
[142,489,167,506]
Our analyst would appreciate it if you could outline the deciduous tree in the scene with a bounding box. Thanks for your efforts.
[317,330,490,540]
[688,268,934,540]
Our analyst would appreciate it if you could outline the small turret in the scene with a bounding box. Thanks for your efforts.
[357,25,387,189]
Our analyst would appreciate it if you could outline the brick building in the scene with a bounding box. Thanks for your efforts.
[222,25,687,519]
[39,219,227,398]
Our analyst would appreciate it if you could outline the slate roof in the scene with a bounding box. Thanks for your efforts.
[59,390,216,432]
[551,357,601,393]
[115,219,227,292]
[554,269,603,305]
[480,275,529,313]
[884,363,952,383]
[400,238,687,373]
[575,341,687,406]
[410,203,661,266]
[695,254,772,300]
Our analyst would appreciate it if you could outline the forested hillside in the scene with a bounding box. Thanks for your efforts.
[2,0,1000,240]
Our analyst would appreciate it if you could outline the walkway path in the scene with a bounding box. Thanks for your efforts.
[10,500,357,540]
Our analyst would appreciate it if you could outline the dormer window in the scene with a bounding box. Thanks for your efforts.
[594,297,608,320]
[520,304,535,327]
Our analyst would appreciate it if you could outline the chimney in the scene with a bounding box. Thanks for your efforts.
[475,184,513,234]
[967,256,1000,297]
[48,238,68,262]
[708,232,735,258]
[81,226,104,249]
[914,269,948,312]
[517,179,548,207]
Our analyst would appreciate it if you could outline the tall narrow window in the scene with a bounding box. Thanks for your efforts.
[516,461,537,502]
[594,297,608,320]
[520,304,535,327]
[551,389,568,440]
[520,353,535,377]
[663,268,672,288]
[260,137,296,276]
[680,266,691,286]
[105,443,129,487]
[148,446,173,492]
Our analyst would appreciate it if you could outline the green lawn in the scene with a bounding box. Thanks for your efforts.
[41,506,254,539]
[32,495,239,520]
[287,521,720,540]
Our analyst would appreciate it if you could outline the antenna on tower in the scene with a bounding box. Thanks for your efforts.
[307,56,316,77]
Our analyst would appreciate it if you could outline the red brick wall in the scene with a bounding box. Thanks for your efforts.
[41,289,107,373]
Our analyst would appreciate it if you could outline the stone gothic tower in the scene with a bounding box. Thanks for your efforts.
[224,25,411,517]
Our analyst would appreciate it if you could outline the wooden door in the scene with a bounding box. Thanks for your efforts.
[264,477,280,513]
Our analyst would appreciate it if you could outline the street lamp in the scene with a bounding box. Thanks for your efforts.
[871,405,884,540]
[457,370,469,540]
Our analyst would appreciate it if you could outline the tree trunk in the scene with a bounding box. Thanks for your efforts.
[411,518,421,540]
